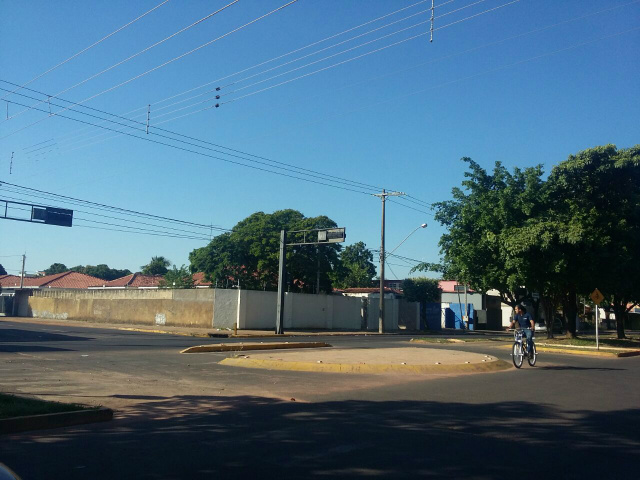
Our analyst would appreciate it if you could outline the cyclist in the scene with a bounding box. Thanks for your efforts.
[510,305,535,358]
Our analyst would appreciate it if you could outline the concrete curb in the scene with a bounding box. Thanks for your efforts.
[499,344,640,357]
[181,342,332,354]
[0,407,113,435]
[219,357,512,374]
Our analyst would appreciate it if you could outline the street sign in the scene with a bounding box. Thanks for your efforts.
[317,228,346,243]
[590,288,604,305]
[32,206,73,227]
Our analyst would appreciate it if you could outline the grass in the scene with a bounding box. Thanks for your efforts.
[538,336,640,349]
[0,393,94,420]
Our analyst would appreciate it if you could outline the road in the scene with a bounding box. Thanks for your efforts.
[1,319,639,479]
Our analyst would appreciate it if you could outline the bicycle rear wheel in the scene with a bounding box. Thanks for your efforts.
[512,342,523,368]
[527,343,537,366]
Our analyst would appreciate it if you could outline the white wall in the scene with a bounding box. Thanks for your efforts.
[212,289,239,329]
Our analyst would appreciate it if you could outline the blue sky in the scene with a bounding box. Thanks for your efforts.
[1,0,638,278]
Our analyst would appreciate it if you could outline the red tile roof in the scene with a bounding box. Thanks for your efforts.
[192,272,211,286]
[97,273,163,288]
[0,272,102,289]
[338,287,403,295]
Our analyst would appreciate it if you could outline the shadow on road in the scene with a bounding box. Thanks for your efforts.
[0,328,94,343]
[0,345,74,353]
[3,395,639,479]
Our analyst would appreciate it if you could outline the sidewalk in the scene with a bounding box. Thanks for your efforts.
[0,316,413,338]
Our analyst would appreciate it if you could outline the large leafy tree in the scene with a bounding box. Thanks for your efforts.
[332,241,376,288]
[141,256,171,276]
[190,210,342,293]
[546,145,640,338]
[402,277,441,303]
[44,263,68,275]
[0,264,7,276]
[429,158,545,309]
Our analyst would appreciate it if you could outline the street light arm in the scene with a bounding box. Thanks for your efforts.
[386,223,427,258]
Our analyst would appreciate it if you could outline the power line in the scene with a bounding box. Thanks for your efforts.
[0,90,381,196]
[0,0,170,102]
[0,181,228,231]
[0,189,223,237]
[1,0,301,140]
[4,0,240,122]
[0,80,386,193]
[222,0,522,106]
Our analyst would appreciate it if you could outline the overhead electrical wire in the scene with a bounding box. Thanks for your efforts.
[4,0,240,122]
[0,181,229,232]
[0,0,171,102]
[0,0,301,140]
[7,0,504,161]
[27,0,444,149]
[0,84,387,194]
[4,20,637,218]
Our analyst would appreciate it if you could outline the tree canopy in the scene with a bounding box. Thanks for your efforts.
[332,241,376,289]
[427,145,639,338]
[0,264,7,276]
[141,256,171,276]
[71,264,132,281]
[160,265,194,289]
[190,209,342,293]
[402,277,441,303]
[44,263,68,275]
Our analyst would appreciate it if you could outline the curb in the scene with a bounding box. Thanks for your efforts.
[0,407,113,435]
[219,357,512,374]
[181,342,332,354]
[499,344,640,357]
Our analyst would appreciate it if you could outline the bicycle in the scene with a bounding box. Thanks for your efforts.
[512,328,537,368]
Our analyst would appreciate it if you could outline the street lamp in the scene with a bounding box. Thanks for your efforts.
[387,223,427,258]
[379,222,427,333]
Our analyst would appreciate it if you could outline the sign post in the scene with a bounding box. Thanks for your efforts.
[275,227,346,334]
[590,288,604,350]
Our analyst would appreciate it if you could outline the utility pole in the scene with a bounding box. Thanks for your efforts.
[275,230,287,334]
[20,253,26,288]
[373,189,405,333]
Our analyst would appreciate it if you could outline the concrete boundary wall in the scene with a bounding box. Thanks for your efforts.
[23,289,215,328]
[20,288,377,331]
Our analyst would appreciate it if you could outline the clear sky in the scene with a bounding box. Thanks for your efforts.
[0,0,638,278]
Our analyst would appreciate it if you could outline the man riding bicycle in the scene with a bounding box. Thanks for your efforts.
[510,305,535,358]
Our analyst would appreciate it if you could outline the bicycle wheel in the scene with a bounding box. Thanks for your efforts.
[527,343,537,366]
[512,342,523,368]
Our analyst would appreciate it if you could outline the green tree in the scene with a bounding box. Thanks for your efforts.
[141,256,171,276]
[332,241,376,288]
[546,145,640,338]
[402,277,441,303]
[425,158,545,310]
[70,264,131,281]
[0,264,7,276]
[190,210,342,293]
[44,263,68,275]
[160,265,194,289]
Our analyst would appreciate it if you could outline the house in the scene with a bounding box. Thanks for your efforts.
[0,271,103,291]
[89,273,164,289]
[192,272,212,288]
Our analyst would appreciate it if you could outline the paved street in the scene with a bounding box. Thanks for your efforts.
[1,319,639,479]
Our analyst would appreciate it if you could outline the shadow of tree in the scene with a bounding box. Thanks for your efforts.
[3,395,639,479]
[0,328,93,343]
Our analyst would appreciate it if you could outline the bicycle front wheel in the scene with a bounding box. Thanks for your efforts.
[512,342,523,368]
[527,343,537,366]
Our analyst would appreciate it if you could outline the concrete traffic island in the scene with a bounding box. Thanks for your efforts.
[181,342,332,354]
[219,347,511,374]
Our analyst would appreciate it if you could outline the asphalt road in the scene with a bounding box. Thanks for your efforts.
[1,320,639,479]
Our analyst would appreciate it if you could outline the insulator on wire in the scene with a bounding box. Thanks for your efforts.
[216,87,221,91]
